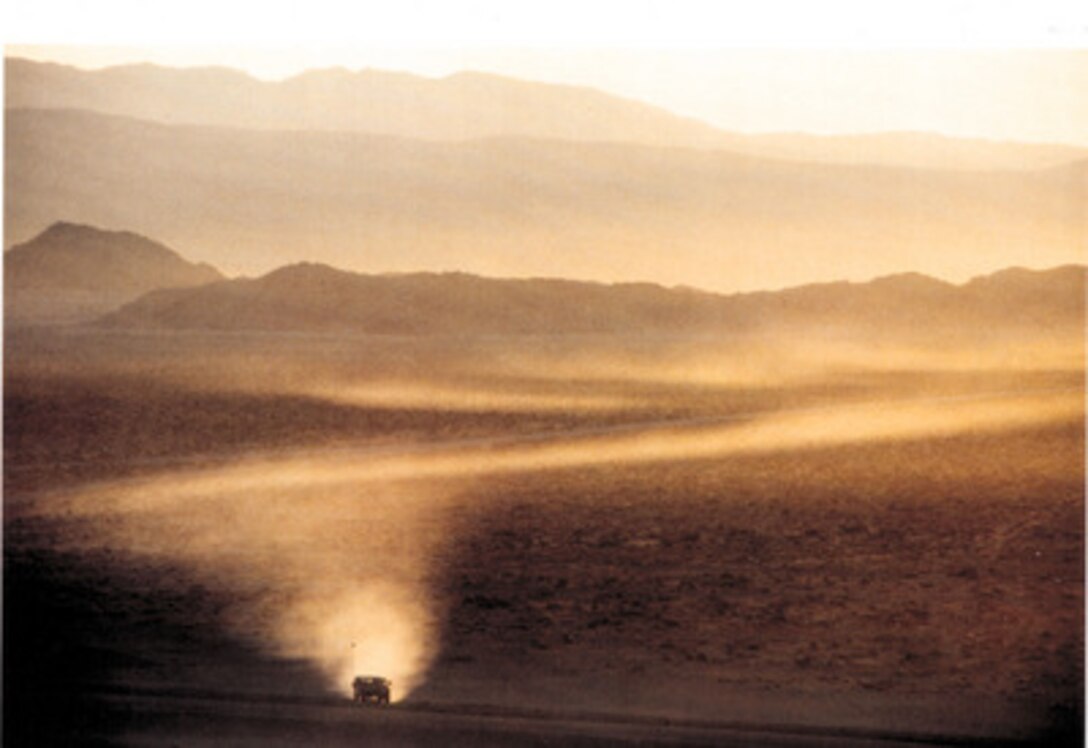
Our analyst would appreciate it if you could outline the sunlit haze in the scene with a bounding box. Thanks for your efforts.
[9,45,1088,146]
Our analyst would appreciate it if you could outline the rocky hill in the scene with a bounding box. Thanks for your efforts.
[4,222,223,324]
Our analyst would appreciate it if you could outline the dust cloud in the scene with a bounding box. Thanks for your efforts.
[28,386,1081,699]
[275,583,434,701]
[39,479,448,700]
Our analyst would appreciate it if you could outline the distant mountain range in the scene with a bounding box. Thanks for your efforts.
[8,222,1080,337]
[5,57,1085,294]
[7,58,1085,171]
[6,108,1082,292]
[4,222,222,323]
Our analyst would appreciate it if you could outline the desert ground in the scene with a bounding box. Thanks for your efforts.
[4,326,1083,746]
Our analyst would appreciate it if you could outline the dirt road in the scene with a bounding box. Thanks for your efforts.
[58,686,1025,748]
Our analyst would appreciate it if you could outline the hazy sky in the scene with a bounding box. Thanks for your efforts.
[6,1,1088,145]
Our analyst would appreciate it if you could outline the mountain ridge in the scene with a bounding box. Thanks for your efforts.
[97,247,1086,338]
[7,221,1081,337]
[4,57,728,152]
[7,107,1082,291]
[7,57,1086,170]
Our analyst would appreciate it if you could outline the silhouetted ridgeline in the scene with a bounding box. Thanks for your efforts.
[98,259,1086,338]
[7,222,1081,336]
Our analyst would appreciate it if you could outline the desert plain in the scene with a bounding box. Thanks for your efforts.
[4,324,1083,746]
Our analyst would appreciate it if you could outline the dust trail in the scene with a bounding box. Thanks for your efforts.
[29,388,1081,699]
[305,380,632,412]
[40,388,1081,510]
[473,337,1086,388]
